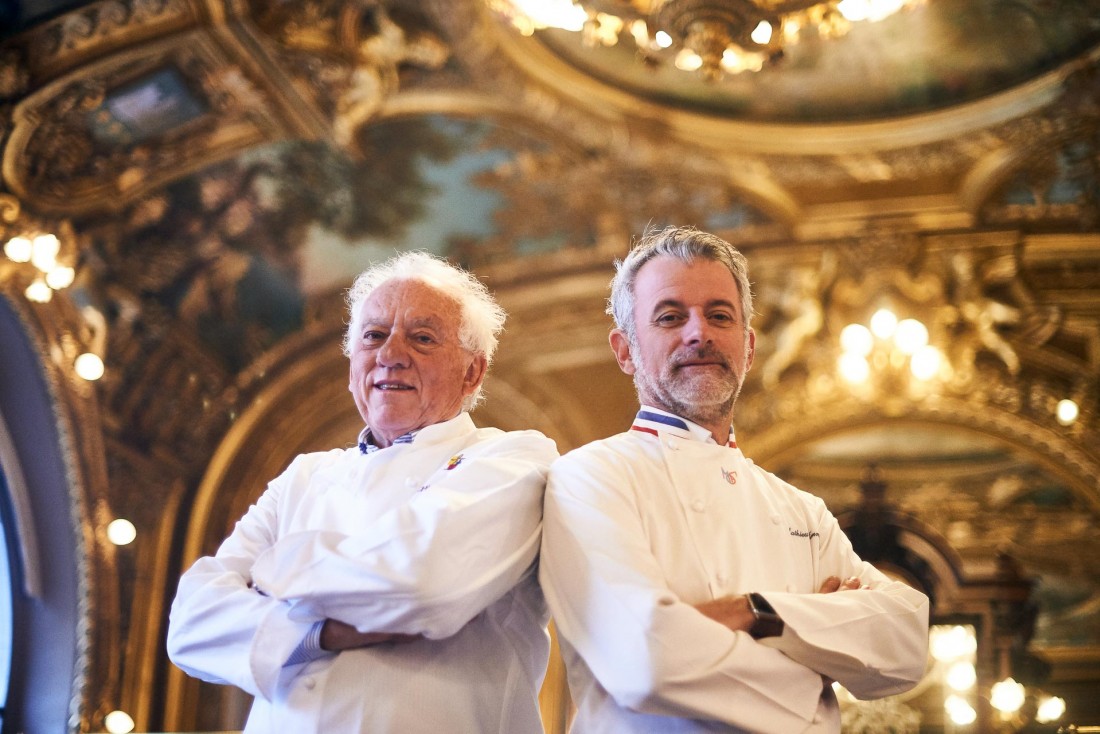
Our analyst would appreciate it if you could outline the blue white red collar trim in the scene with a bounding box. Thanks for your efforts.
[358,427,416,454]
[630,407,737,448]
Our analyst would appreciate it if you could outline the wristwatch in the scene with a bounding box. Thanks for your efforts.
[745,592,785,639]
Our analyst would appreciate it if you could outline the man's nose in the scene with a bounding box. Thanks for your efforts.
[376,334,411,367]
[682,311,711,345]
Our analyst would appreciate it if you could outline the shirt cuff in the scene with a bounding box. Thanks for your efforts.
[283,619,328,667]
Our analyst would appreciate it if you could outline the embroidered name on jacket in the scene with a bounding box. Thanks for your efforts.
[789,528,821,540]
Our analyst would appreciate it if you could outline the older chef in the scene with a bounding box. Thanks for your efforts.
[168,251,558,733]
[540,226,930,733]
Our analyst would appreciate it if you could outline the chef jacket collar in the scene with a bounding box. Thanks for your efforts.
[632,405,737,448]
[358,411,469,454]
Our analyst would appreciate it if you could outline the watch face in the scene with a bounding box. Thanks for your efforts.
[747,594,784,639]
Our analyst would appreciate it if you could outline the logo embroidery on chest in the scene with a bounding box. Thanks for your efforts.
[446,454,464,470]
[721,467,737,485]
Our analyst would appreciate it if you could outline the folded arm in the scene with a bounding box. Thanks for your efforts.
[540,457,828,732]
[251,431,557,639]
[758,564,930,699]
[167,462,324,700]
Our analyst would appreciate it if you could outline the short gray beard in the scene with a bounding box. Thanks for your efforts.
[633,361,741,429]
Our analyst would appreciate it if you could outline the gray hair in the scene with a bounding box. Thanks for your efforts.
[344,251,506,410]
[607,225,754,344]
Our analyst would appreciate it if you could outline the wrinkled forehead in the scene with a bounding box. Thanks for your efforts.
[633,256,743,307]
[357,277,461,329]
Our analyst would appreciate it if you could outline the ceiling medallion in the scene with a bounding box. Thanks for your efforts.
[491,0,923,79]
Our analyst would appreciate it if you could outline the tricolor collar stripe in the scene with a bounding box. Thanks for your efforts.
[632,409,738,449]
[358,428,416,454]
[635,410,690,431]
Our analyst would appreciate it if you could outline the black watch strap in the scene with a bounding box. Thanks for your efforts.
[745,592,785,639]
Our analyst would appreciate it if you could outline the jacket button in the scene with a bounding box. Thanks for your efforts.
[771,514,782,525]
[303,676,316,690]
[691,499,706,512]
[404,477,418,488]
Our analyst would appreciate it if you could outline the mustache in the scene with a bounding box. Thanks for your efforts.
[671,346,731,370]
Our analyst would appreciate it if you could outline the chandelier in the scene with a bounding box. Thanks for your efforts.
[490,0,922,79]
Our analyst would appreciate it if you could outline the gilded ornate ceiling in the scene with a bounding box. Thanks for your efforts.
[1,0,1100,731]
[527,0,1100,121]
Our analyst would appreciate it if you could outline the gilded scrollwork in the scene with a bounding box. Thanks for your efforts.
[746,228,1094,437]
[0,48,30,101]
[15,0,196,77]
[252,0,449,153]
[4,35,286,213]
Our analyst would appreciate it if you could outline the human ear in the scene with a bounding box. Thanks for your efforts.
[609,329,636,376]
[462,353,488,395]
[745,328,756,372]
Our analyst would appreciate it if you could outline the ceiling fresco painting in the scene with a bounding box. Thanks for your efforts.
[73,104,786,372]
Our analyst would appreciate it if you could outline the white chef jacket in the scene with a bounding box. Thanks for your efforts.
[540,407,929,734]
[167,412,558,734]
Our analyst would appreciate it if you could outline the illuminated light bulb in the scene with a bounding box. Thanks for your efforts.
[782,17,802,41]
[931,625,976,661]
[46,265,76,289]
[945,695,977,725]
[838,353,870,384]
[870,308,898,339]
[104,710,135,734]
[837,0,871,21]
[1056,399,1079,426]
[840,323,873,356]
[894,318,928,354]
[674,48,703,71]
[4,235,32,262]
[1036,695,1066,723]
[991,677,1026,713]
[74,353,105,381]
[946,661,976,691]
[655,30,673,48]
[910,345,941,381]
[721,48,745,72]
[750,20,773,45]
[30,233,60,272]
[25,278,52,303]
[107,518,137,546]
[509,0,586,31]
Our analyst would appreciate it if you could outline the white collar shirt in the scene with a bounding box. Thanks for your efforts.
[169,412,559,733]
[540,407,929,733]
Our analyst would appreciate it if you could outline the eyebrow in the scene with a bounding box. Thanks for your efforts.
[360,315,447,331]
[650,298,738,314]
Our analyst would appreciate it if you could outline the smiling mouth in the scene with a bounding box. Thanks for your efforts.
[374,382,414,391]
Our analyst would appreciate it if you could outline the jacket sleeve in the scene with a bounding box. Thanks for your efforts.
[757,505,930,699]
[539,449,829,733]
[166,455,324,701]
[249,430,558,639]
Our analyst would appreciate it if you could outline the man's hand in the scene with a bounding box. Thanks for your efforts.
[320,619,422,652]
[818,575,866,593]
[693,594,756,633]
[695,577,867,633]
